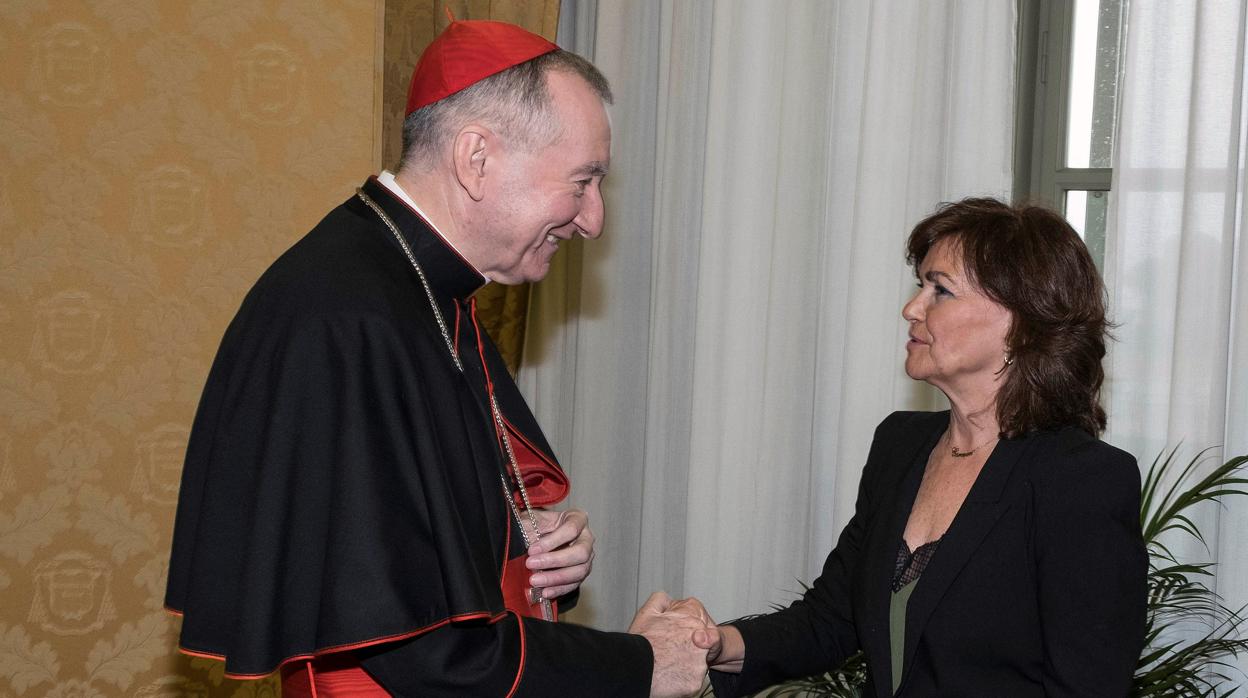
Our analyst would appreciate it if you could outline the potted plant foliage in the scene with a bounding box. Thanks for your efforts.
[1134,448,1248,695]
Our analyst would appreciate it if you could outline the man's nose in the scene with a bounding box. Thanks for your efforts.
[575,184,605,239]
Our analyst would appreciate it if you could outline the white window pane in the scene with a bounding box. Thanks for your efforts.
[1064,189,1108,269]
[1066,190,1089,237]
[1065,0,1122,169]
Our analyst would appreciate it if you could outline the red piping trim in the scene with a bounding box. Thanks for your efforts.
[305,661,319,698]
[462,294,560,475]
[453,301,462,357]
[501,487,513,576]
[505,610,526,698]
[468,297,520,568]
[469,299,498,398]
[468,300,510,459]
[175,610,508,679]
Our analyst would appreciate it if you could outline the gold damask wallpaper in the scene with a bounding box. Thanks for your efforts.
[1,1,559,695]
[0,1,378,696]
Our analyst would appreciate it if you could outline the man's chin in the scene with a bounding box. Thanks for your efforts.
[523,256,557,283]
[496,266,550,285]
[524,265,552,283]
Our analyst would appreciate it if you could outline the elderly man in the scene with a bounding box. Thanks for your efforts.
[166,20,705,698]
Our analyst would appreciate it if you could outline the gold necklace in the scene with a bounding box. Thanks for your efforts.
[949,432,999,458]
[357,189,553,621]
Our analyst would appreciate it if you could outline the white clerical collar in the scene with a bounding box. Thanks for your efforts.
[376,170,489,283]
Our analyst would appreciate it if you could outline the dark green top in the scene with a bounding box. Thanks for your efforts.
[889,537,941,693]
[890,580,918,693]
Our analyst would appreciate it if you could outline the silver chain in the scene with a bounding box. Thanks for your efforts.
[356,189,552,619]
[356,190,462,371]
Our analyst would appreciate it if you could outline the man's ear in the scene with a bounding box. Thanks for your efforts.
[452,127,490,202]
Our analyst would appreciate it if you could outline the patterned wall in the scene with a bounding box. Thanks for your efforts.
[0,1,379,695]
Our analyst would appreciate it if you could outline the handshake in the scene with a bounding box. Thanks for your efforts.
[626,592,744,698]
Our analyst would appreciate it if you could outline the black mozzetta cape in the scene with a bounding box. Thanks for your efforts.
[166,177,652,695]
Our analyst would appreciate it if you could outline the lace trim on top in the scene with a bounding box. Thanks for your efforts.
[891,538,941,592]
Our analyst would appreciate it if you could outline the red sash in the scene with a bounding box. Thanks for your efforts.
[280,653,387,697]
[280,557,552,697]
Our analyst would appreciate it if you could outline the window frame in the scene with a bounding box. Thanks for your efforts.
[1014,0,1122,259]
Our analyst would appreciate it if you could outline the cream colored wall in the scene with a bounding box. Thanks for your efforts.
[0,2,380,695]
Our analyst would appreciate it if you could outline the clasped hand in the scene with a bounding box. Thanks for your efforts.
[628,592,743,697]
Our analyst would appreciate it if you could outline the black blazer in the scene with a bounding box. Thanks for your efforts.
[712,411,1147,697]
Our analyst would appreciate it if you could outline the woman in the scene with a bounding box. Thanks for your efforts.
[695,198,1147,696]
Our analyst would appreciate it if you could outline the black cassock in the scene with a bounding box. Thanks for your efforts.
[166,176,651,696]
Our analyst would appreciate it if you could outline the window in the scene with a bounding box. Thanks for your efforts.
[1014,0,1126,267]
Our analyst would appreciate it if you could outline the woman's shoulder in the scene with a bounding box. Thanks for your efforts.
[1021,427,1140,496]
[1025,427,1135,465]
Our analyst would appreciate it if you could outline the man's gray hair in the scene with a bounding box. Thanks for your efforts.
[398,50,612,172]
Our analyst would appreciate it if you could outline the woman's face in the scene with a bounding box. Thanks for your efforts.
[902,238,1013,398]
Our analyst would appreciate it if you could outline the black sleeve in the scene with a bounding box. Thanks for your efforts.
[518,617,653,696]
[710,415,902,697]
[358,613,653,697]
[1033,441,1147,696]
[556,587,579,613]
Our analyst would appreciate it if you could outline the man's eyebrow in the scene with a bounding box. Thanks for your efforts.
[573,162,609,177]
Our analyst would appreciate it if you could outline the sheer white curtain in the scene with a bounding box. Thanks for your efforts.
[527,0,1015,631]
[1104,0,1248,682]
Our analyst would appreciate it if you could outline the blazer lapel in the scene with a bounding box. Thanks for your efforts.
[896,435,1033,690]
[860,415,945,696]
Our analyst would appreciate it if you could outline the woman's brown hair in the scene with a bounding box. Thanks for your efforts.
[906,197,1109,437]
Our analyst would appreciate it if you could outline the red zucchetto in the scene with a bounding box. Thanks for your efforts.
[405,20,559,115]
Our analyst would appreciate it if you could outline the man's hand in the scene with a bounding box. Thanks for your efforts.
[666,598,719,663]
[667,597,744,673]
[525,508,595,600]
[628,592,709,698]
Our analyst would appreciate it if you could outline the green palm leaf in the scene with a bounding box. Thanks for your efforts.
[1135,449,1248,697]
